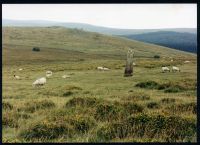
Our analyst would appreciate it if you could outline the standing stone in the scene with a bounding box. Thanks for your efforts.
[124,49,134,77]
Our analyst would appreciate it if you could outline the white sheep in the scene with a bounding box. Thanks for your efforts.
[132,62,136,66]
[14,75,21,80]
[19,68,23,71]
[184,60,190,63]
[162,67,170,73]
[46,71,53,78]
[103,67,110,71]
[32,77,46,87]
[62,75,70,78]
[170,59,173,62]
[97,66,104,71]
[172,66,180,72]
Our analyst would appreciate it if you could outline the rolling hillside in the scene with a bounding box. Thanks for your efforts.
[2,19,197,35]
[3,26,194,65]
[120,31,197,53]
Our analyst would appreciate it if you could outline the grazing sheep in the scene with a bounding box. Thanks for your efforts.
[46,71,53,78]
[62,75,70,78]
[132,62,136,66]
[172,66,180,72]
[184,60,190,63]
[32,77,46,87]
[162,67,170,73]
[170,59,173,62]
[97,66,104,71]
[103,67,110,71]
[14,75,21,80]
[19,68,23,71]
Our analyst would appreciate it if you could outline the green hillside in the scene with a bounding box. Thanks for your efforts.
[2,27,197,143]
[3,27,194,60]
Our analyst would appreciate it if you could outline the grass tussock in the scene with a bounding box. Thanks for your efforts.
[167,103,197,114]
[3,102,13,110]
[18,100,56,113]
[123,92,150,101]
[3,111,31,128]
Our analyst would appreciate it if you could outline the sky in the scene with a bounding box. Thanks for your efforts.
[2,4,197,29]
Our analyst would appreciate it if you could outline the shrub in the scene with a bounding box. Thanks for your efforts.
[94,103,121,121]
[122,102,144,114]
[157,83,171,90]
[126,114,196,142]
[20,121,74,140]
[161,98,176,104]
[63,91,73,97]
[135,81,159,89]
[95,123,114,141]
[68,115,96,133]
[164,87,182,93]
[32,47,40,52]
[65,97,98,108]
[147,102,160,109]
[154,55,160,59]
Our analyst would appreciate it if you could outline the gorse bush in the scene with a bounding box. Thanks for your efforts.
[63,91,73,97]
[135,81,186,93]
[65,97,98,108]
[146,102,160,109]
[122,102,144,114]
[32,47,40,52]
[161,98,176,104]
[164,86,185,93]
[135,81,159,89]
[18,97,197,142]
[19,113,96,141]
[94,103,121,121]
[154,55,160,59]
[20,121,74,140]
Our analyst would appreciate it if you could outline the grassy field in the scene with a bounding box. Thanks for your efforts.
[2,27,197,143]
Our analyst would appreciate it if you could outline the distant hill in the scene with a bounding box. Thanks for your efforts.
[2,19,197,35]
[120,31,197,53]
[3,27,195,61]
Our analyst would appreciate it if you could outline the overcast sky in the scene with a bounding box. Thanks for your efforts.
[2,4,197,29]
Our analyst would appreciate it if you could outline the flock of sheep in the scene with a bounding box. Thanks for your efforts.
[13,59,190,87]
[161,60,191,73]
[162,66,180,73]
[13,69,71,87]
